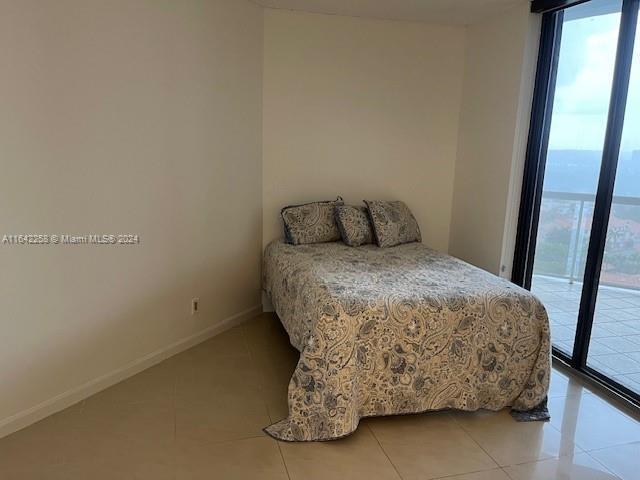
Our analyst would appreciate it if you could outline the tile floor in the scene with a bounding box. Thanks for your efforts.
[1,313,639,479]
[532,275,640,393]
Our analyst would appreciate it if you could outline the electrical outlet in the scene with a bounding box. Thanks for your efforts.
[191,298,200,315]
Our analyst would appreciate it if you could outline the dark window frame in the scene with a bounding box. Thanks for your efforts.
[513,0,640,407]
[531,0,592,13]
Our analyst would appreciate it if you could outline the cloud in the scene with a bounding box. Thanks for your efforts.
[547,12,640,152]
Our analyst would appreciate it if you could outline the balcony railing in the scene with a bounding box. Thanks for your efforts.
[535,190,640,290]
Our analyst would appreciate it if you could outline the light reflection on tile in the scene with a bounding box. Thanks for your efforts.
[548,394,640,451]
[503,453,619,480]
[548,369,593,398]
[451,409,581,466]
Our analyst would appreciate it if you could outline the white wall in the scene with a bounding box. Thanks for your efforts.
[449,2,540,275]
[262,9,466,252]
[0,0,263,434]
[0,0,541,437]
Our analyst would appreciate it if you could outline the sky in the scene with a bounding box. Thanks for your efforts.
[548,9,640,153]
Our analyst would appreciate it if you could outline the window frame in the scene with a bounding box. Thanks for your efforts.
[513,0,640,407]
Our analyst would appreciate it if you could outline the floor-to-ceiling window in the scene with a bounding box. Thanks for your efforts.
[514,0,640,404]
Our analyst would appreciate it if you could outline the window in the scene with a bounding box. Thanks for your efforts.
[515,0,640,405]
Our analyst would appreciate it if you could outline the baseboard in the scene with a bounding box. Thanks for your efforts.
[0,304,262,440]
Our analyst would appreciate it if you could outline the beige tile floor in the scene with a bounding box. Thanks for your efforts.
[532,275,640,393]
[1,313,639,480]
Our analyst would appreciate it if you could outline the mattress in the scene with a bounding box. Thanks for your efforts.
[262,240,550,441]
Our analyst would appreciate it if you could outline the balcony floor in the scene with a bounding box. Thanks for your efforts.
[532,275,640,395]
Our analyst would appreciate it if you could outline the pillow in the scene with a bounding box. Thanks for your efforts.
[281,197,344,245]
[364,200,421,248]
[335,205,374,247]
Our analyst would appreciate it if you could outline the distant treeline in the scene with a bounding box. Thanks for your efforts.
[545,149,640,197]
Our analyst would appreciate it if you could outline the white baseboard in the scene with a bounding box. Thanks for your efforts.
[0,304,262,440]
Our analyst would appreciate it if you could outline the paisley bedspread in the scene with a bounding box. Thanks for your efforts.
[262,240,550,442]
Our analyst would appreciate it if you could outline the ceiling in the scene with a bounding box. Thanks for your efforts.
[252,0,528,26]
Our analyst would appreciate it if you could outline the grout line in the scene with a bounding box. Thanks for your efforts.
[449,412,502,469]
[265,401,279,425]
[276,441,293,480]
[238,316,292,479]
[166,430,273,449]
[505,454,571,468]
[582,450,624,480]
[501,466,516,480]
[429,468,506,480]
[366,423,404,480]
[586,439,640,454]
[193,434,270,447]
[500,452,623,480]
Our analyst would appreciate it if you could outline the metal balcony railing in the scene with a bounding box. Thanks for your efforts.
[536,190,640,288]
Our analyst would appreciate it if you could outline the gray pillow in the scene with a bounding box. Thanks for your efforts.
[281,197,344,245]
[335,205,374,247]
[364,200,421,248]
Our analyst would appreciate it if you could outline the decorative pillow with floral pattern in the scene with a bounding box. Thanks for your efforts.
[281,197,344,245]
[335,205,374,247]
[364,200,421,248]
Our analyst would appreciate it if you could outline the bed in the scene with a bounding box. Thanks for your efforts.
[262,240,550,442]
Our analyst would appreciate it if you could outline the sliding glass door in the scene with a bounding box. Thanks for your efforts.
[530,0,622,357]
[515,0,640,404]
[588,11,640,392]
